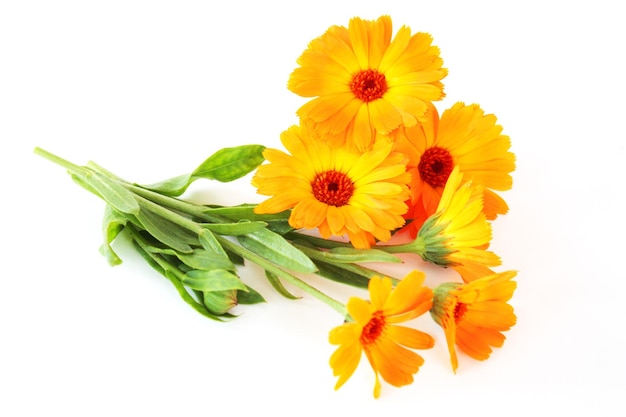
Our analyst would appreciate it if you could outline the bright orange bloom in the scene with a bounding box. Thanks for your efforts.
[393,102,515,236]
[329,271,434,398]
[251,124,410,248]
[430,271,517,372]
[384,166,501,282]
[288,15,447,151]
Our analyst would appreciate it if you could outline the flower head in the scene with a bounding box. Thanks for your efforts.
[288,15,447,151]
[416,165,501,281]
[393,102,515,236]
[329,271,434,398]
[430,271,517,372]
[252,124,410,248]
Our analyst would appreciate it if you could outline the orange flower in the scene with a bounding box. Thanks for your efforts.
[430,271,517,372]
[329,271,434,398]
[393,102,515,236]
[288,15,447,151]
[251,123,410,248]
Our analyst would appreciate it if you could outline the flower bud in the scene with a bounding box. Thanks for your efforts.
[203,290,238,315]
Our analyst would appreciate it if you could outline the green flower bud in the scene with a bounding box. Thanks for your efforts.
[203,290,238,315]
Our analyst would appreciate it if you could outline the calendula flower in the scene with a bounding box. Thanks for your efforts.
[393,102,515,236]
[252,124,410,248]
[382,166,500,281]
[288,15,447,151]
[430,271,517,372]
[329,271,434,398]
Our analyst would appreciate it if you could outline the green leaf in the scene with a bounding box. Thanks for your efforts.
[135,207,195,254]
[202,220,267,236]
[140,173,192,197]
[198,229,228,256]
[82,171,140,215]
[265,220,293,235]
[182,269,248,292]
[237,285,266,304]
[192,145,265,182]
[314,261,371,289]
[264,270,300,300]
[99,206,128,266]
[164,270,225,321]
[237,228,316,273]
[139,145,264,196]
[204,204,290,222]
[176,249,235,271]
[322,247,402,264]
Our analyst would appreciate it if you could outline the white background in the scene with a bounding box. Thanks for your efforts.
[2,1,625,415]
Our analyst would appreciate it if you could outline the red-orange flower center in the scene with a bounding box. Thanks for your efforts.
[418,147,454,187]
[312,170,355,207]
[361,311,386,345]
[350,69,388,102]
[454,302,468,323]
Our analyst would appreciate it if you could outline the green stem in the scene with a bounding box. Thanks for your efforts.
[35,148,348,317]
[214,235,347,317]
[285,231,353,249]
[294,243,401,286]
[377,238,425,256]
[123,186,348,317]
[34,147,89,176]
[126,183,224,222]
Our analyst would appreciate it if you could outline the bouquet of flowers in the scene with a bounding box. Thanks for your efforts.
[35,15,516,398]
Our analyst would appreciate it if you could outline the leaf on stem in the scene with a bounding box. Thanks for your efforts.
[237,285,266,304]
[182,269,248,292]
[264,270,301,300]
[192,145,265,182]
[141,145,266,196]
[237,228,317,273]
[324,247,402,264]
[83,171,140,214]
[176,249,235,271]
[99,206,128,266]
[135,208,196,254]
[202,220,268,236]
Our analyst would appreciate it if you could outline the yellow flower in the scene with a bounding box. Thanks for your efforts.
[329,271,434,398]
[430,271,517,372]
[252,124,410,249]
[418,165,501,281]
[288,15,447,151]
[393,102,515,237]
[383,166,500,281]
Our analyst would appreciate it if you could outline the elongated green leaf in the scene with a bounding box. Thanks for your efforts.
[323,247,402,264]
[164,270,224,321]
[182,269,248,292]
[141,173,192,197]
[99,206,128,265]
[131,237,166,275]
[70,173,99,197]
[314,261,370,289]
[139,145,264,196]
[202,220,267,236]
[264,270,300,300]
[176,249,235,271]
[204,204,291,222]
[265,220,293,235]
[192,145,265,182]
[237,285,266,304]
[82,171,140,214]
[198,229,228,256]
[135,208,195,253]
[237,229,316,273]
